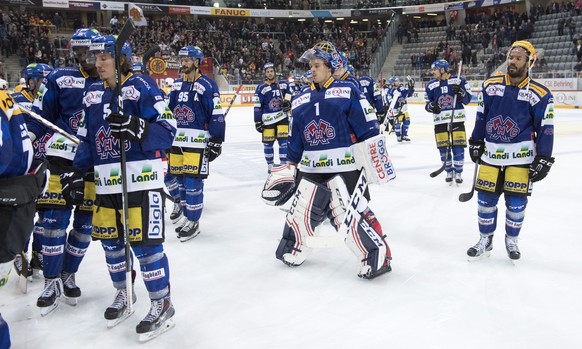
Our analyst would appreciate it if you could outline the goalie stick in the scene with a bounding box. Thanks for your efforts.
[429,60,463,178]
[114,19,136,316]
[305,171,368,249]
[459,162,479,202]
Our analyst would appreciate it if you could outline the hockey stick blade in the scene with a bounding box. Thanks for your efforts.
[429,164,445,177]
[459,162,479,202]
[116,20,135,54]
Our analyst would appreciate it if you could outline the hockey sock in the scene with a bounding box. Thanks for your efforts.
[505,195,528,237]
[452,146,465,173]
[439,147,453,172]
[477,192,500,235]
[102,239,134,290]
[278,138,287,163]
[263,142,275,166]
[41,229,67,278]
[183,176,204,222]
[164,172,181,202]
[31,223,44,253]
[134,244,170,300]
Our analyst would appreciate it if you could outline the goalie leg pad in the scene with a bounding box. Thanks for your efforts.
[261,165,296,206]
[326,175,352,231]
[344,208,391,278]
[275,178,330,266]
[353,134,396,185]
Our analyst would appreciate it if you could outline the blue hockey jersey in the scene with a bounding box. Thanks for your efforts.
[471,74,554,166]
[424,75,471,125]
[385,85,414,114]
[253,80,294,125]
[29,67,100,161]
[288,77,380,174]
[0,91,33,177]
[359,75,384,112]
[11,90,50,159]
[74,73,176,195]
[168,72,225,148]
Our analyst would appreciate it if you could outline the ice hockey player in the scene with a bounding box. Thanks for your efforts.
[0,90,49,349]
[357,67,385,118]
[70,34,177,340]
[11,63,53,278]
[466,40,554,261]
[384,76,414,141]
[162,77,174,96]
[425,59,472,183]
[13,77,26,93]
[253,62,293,172]
[275,41,395,279]
[26,28,101,315]
[167,46,225,241]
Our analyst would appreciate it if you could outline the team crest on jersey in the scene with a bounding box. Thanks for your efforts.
[268,97,282,110]
[486,115,519,142]
[122,86,140,101]
[173,105,195,124]
[325,87,351,99]
[84,91,104,106]
[95,126,123,160]
[70,110,83,131]
[304,119,336,146]
[56,76,85,89]
[437,94,455,109]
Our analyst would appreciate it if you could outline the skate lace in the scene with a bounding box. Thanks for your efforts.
[111,289,128,310]
[473,236,490,252]
[171,203,181,215]
[506,237,519,252]
[41,279,59,298]
[62,273,77,289]
[181,220,196,232]
[143,299,164,323]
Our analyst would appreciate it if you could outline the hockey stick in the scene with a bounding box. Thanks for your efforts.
[305,171,368,249]
[224,83,243,117]
[429,60,463,178]
[16,103,80,144]
[382,89,400,134]
[459,162,479,202]
[114,19,136,315]
[18,251,29,294]
[141,45,161,75]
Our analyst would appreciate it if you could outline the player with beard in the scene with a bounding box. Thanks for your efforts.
[466,40,555,261]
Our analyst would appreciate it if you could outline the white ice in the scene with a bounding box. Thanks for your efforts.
[1,104,581,349]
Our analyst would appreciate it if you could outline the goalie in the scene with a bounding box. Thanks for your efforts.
[268,42,396,279]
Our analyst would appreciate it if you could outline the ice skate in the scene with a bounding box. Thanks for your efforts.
[402,136,411,141]
[37,277,63,316]
[178,220,200,242]
[505,235,521,261]
[169,201,184,224]
[136,296,176,342]
[30,251,43,277]
[14,253,32,278]
[467,234,493,261]
[445,171,454,184]
[105,287,137,328]
[358,259,392,280]
[61,272,81,306]
[455,172,463,184]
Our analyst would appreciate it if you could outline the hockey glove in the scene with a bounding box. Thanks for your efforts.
[282,100,291,114]
[426,102,441,114]
[254,121,264,133]
[60,168,85,206]
[106,112,150,143]
[407,78,415,89]
[468,138,485,163]
[376,109,387,124]
[529,155,555,182]
[451,84,465,98]
[207,137,222,162]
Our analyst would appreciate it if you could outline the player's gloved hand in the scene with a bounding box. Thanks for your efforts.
[106,112,149,143]
[468,138,485,163]
[207,137,222,162]
[451,84,465,98]
[254,121,264,133]
[376,109,387,124]
[60,168,85,206]
[529,155,555,182]
[282,99,291,113]
[407,78,415,89]
[426,101,441,114]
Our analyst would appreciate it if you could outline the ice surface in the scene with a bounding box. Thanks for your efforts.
[2,104,581,349]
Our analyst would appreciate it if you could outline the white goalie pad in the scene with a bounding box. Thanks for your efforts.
[261,164,296,206]
[353,134,396,185]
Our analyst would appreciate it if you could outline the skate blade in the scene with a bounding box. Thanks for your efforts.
[18,274,31,294]
[358,265,392,280]
[62,296,78,306]
[179,232,201,243]
[138,318,175,342]
[107,309,135,328]
[467,251,491,262]
[40,302,60,317]
[171,214,185,225]
[32,269,43,279]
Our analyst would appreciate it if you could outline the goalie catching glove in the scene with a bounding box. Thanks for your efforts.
[261,164,296,206]
[106,112,149,142]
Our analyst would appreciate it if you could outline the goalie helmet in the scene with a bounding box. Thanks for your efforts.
[298,41,344,72]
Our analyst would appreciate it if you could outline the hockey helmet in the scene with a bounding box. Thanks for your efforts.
[165,77,174,87]
[178,46,204,62]
[347,65,355,75]
[89,34,132,60]
[0,79,8,90]
[24,63,53,88]
[19,77,25,84]
[263,62,275,71]
[131,62,144,74]
[431,59,450,72]
[70,28,100,48]
[388,76,399,85]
